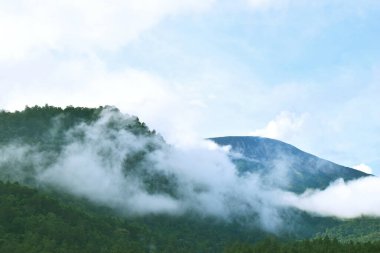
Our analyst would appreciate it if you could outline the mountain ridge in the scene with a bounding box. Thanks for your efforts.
[209,136,368,193]
[0,105,379,252]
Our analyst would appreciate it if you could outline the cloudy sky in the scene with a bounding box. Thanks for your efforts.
[1,0,379,174]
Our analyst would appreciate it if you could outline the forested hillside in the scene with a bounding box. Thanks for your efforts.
[2,181,380,253]
[0,105,379,253]
[0,105,271,252]
[0,105,152,147]
[0,180,270,253]
[318,218,380,243]
[224,237,380,253]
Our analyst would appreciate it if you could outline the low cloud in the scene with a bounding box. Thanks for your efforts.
[0,109,288,231]
[0,0,215,61]
[353,163,373,174]
[285,177,380,218]
[0,108,379,232]
[249,111,307,140]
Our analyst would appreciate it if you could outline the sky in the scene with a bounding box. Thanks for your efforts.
[0,0,379,174]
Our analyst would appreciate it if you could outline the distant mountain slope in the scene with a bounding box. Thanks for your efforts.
[0,106,341,237]
[2,106,379,252]
[210,136,368,193]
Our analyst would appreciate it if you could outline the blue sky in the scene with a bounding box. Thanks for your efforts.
[0,0,380,174]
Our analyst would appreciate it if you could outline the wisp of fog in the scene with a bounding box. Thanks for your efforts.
[0,108,379,232]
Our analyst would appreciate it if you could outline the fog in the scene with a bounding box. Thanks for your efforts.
[0,108,379,232]
[285,177,380,218]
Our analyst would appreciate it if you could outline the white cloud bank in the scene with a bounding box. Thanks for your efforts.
[250,111,307,140]
[0,109,286,230]
[0,55,206,144]
[246,0,292,10]
[0,0,216,144]
[353,164,373,174]
[1,108,380,233]
[286,177,380,218]
[0,0,215,61]
[1,0,379,173]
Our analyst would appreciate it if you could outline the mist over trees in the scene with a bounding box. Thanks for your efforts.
[1,105,380,253]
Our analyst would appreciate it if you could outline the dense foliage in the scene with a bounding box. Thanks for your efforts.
[1,180,380,253]
[0,180,148,253]
[0,106,271,252]
[1,106,379,252]
[318,217,380,243]
[224,237,380,253]
[0,105,153,146]
[0,180,271,253]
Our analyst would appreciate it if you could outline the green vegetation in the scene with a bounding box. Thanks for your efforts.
[0,181,147,253]
[0,105,271,252]
[318,217,380,243]
[0,105,153,146]
[0,105,161,186]
[2,180,379,253]
[1,105,379,252]
[224,237,380,253]
[0,180,270,253]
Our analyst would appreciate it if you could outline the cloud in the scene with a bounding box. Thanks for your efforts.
[1,0,380,177]
[249,111,307,140]
[2,108,380,233]
[0,0,215,61]
[245,0,292,10]
[0,57,168,111]
[0,54,206,144]
[0,1,215,145]
[353,164,373,174]
[245,0,380,12]
[1,2,380,226]
[285,177,380,218]
[36,108,184,215]
[0,108,287,230]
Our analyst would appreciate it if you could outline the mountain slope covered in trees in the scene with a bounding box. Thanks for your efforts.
[0,105,379,252]
[0,180,272,253]
[0,105,273,252]
[2,179,380,253]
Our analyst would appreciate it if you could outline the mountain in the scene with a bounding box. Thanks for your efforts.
[0,105,367,194]
[210,136,368,193]
[0,106,274,252]
[0,105,378,252]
